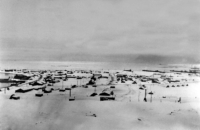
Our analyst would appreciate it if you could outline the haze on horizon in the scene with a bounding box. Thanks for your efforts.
[0,0,200,64]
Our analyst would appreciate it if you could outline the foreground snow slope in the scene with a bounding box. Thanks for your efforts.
[0,95,200,130]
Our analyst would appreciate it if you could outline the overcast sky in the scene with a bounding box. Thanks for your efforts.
[0,0,200,62]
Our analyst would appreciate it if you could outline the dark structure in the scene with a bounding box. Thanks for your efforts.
[69,97,75,101]
[99,92,110,96]
[90,93,98,97]
[15,88,33,93]
[59,89,66,92]
[10,94,20,100]
[42,88,53,93]
[35,93,43,97]
[14,74,30,80]
[110,86,115,88]
[132,81,137,84]
[100,97,115,101]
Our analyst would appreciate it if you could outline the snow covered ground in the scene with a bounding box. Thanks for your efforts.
[0,69,200,130]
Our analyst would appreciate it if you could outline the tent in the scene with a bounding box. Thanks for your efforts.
[90,93,98,97]
[42,88,53,93]
[139,87,144,90]
[71,85,77,88]
[148,91,153,95]
[132,81,137,84]
[110,91,114,95]
[99,92,110,96]
[10,94,20,100]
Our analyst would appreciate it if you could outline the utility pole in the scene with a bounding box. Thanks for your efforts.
[144,88,147,102]
[62,80,63,89]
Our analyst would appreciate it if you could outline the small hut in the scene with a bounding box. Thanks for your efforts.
[132,81,137,84]
[110,86,115,89]
[139,87,144,90]
[10,94,20,100]
[42,88,53,93]
[69,96,75,101]
[35,93,43,97]
[100,97,115,101]
[71,85,77,88]
[59,89,65,92]
[65,88,71,90]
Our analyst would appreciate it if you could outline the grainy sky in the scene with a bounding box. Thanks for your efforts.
[0,0,200,62]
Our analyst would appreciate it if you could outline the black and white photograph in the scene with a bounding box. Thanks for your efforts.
[0,0,200,129]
